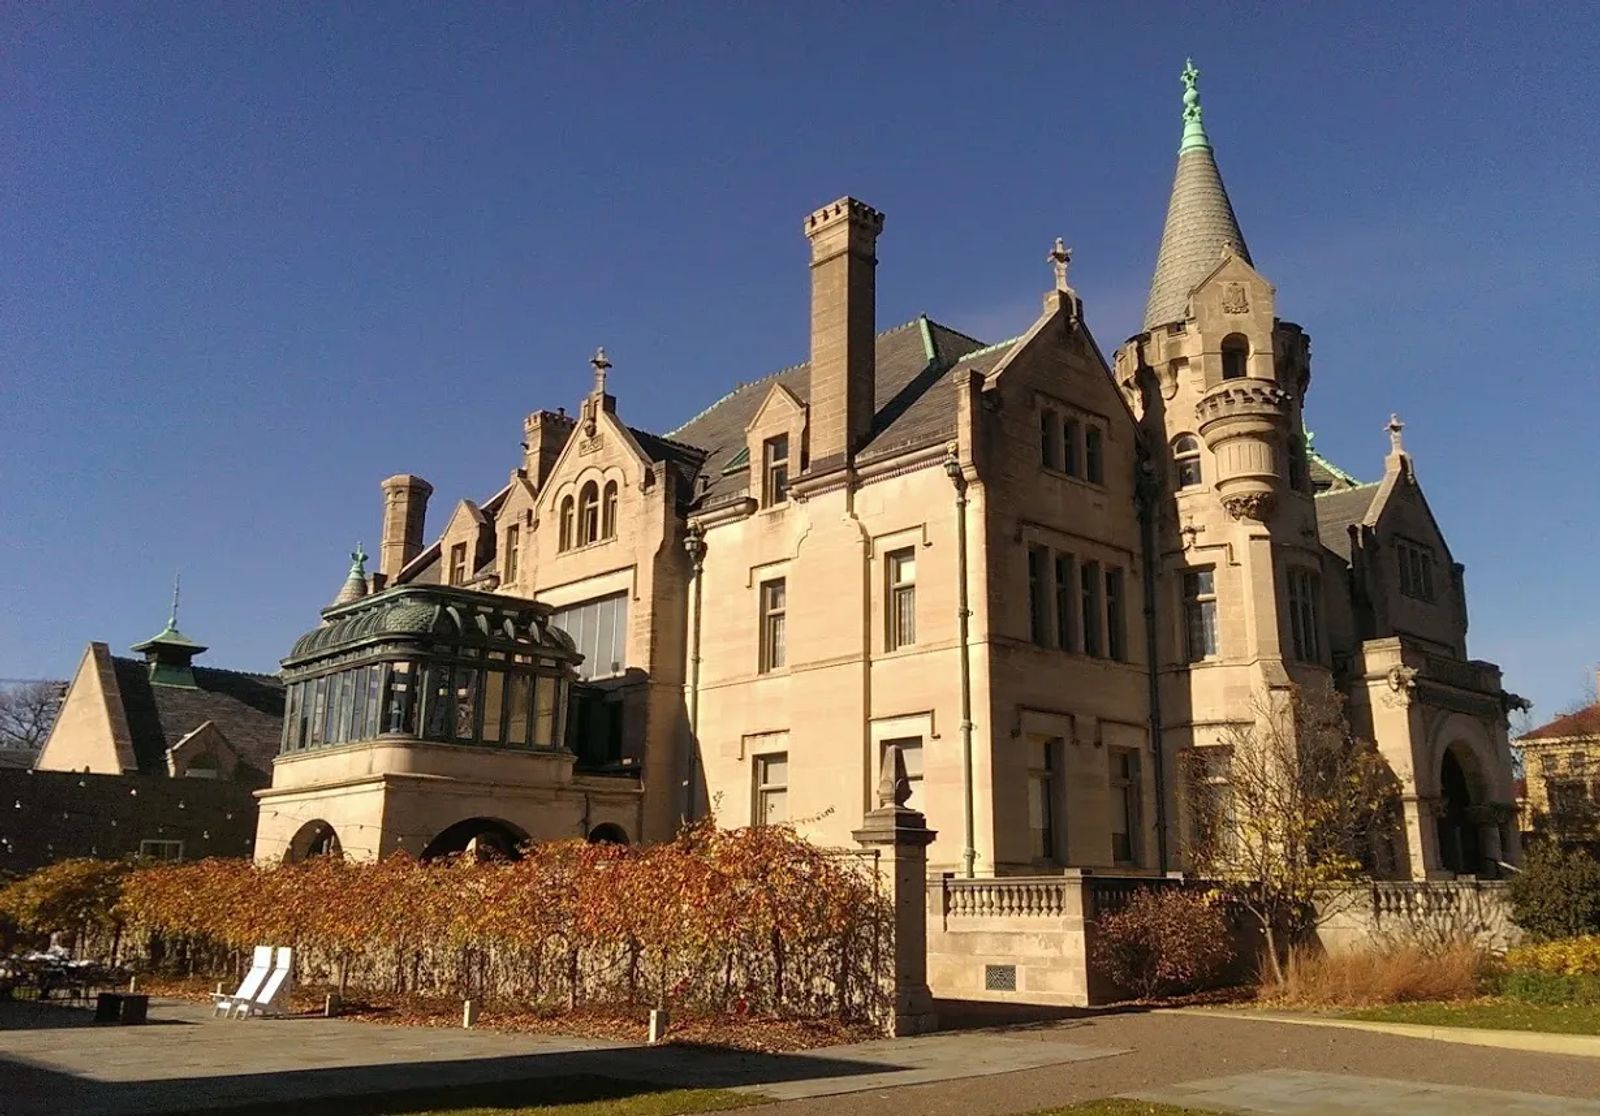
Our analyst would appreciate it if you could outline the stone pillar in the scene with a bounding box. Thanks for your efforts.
[854,743,938,1036]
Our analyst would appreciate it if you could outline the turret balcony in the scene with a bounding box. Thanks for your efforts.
[1195,380,1293,522]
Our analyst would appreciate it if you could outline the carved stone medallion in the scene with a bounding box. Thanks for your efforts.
[1221,283,1249,314]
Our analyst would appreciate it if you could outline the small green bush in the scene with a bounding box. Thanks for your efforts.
[1494,969,1600,1007]
[1091,888,1235,1000]
[1507,845,1600,942]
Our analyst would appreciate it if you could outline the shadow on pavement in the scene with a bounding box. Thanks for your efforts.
[933,997,1151,1032]
[0,999,192,1032]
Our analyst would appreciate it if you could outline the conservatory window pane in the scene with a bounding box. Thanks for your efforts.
[481,669,505,744]
[506,671,532,747]
[454,669,480,741]
[534,675,558,746]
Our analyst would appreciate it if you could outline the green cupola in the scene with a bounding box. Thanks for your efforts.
[130,576,208,688]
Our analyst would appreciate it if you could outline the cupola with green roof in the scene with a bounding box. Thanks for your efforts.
[129,576,208,689]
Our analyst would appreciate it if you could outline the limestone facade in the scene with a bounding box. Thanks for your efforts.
[268,65,1522,881]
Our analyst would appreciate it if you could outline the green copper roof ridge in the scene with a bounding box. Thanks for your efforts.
[1179,57,1210,153]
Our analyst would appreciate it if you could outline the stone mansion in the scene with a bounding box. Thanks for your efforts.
[256,64,1522,881]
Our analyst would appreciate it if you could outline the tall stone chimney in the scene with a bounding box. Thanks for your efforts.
[804,197,883,471]
[379,474,433,581]
[523,410,575,490]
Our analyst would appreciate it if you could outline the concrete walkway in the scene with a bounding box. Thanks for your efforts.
[1163,1005,1600,1058]
[1132,1068,1600,1115]
[0,998,1123,1115]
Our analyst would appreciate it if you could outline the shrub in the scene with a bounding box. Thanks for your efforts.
[1266,940,1483,1007]
[1504,934,1600,976]
[1091,888,1234,1000]
[1494,968,1600,1006]
[1506,845,1600,942]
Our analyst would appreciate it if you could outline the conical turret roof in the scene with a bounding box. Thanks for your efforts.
[1142,60,1252,331]
[327,545,371,610]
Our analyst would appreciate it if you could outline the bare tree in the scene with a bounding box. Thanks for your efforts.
[0,681,65,753]
[1183,678,1401,983]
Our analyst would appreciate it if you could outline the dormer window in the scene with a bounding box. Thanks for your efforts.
[578,482,600,545]
[1221,334,1249,380]
[762,434,790,507]
[1174,435,1203,489]
[449,543,468,586]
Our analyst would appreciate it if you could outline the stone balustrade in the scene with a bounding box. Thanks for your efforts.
[941,877,1070,919]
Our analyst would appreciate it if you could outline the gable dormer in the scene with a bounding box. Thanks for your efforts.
[1189,252,1277,389]
[744,383,806,510]
[438,499,493,587]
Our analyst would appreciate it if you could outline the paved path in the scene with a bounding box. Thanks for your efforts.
[4,998,1600,1115]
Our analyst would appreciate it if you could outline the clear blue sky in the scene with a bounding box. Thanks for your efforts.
[2,4,1596,722]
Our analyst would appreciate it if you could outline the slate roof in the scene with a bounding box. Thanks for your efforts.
[1143,144,1252,330]
[109,657,284,786]
[668,317,993,508]
[1314,482,1381,564]
[1519,704,1600,742]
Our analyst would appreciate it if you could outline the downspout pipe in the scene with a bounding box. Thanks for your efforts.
[944,451,977,878]
[1136,448,1171,871]
[683,526,706,826]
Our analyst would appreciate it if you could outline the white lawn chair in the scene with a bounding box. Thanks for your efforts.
[238,946,293,1018]
[211,946,273,1018]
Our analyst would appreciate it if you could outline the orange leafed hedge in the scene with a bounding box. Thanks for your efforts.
[112,821,890,1020]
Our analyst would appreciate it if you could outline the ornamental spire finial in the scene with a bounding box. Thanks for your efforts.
[590,346,612,397]
[167,573,181,631]
[349,542,368,575]
[1386,412,1406,456]
[1180,58,1210,153]
[1047,237,1072,291]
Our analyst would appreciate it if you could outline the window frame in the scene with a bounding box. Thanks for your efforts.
[759,577,787,673]
[1110,748,1142,866]
[1221,334,1249,381]
[1183,567,1219,662]
[1105,566,1127,662]
[1027,545,1051,647]
[1080,560,1103,657]
[601,481,619,540]
[448,542,468,587]
[1173,434,1203,490]
[1053,552,1077,653]
[1040,407,1061,471]
[139,839,184,862]
[1027,737,1059,862]
[762,434,791,507]
[1286,566,1323,662]
[754,751,788,825]
[578,482,601,546]
[886,547,917,651]
[1085,425,1105,485]
[504,524,520,581]
[559,497,575,552]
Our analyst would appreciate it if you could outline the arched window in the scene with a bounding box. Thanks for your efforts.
[558,496,575,552]
[1173,435,1203,489]
[602,481,618,539]
[1221,334,1249,380]
[578,482,600,545]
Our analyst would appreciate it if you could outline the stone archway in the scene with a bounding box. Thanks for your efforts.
[1436,743,1490,875]
[586,823,629,845]
[286,819,342,863]
[421,817,530,862]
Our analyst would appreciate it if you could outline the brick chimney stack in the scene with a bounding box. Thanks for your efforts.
[804,197,883,472]
[379,474,433,581]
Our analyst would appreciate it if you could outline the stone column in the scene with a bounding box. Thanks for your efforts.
[853,743,938,1037]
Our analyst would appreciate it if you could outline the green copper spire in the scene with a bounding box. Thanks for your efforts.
[328,542,372,610]
[1180,58,1210,152]
[131,573,208,688]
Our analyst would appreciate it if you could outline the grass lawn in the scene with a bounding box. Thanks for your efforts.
[1026,1102,1226,1115]
[1343,999,1600,1035]
[172,1074,764,1116]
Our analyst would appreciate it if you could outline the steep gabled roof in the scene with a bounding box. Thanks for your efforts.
[667,317,991,508]
[1315,483,1382,564]
[1519,703,1600,742]
[1143,62,1253,331]
[109,657,284,786]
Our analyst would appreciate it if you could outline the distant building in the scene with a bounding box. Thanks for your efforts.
[9,601,280,870]
[1513,676,1600,849]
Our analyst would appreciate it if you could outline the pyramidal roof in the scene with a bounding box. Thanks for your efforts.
[1143,60,1252,331]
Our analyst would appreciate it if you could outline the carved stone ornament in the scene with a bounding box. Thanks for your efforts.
[877,742,912,809]
[1221,282,1249,314]
[1221,491,1274,521]
[578,434,604,456]
[1383,664,1420,708]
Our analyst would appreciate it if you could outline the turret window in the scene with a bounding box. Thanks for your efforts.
[1174,435,1203,489]
[1221,334,1249,380]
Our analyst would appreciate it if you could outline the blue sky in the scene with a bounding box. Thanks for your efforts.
[2,4,1596,723]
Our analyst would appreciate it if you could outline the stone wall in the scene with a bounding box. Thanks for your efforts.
[0,769,259,875]
[1316,879,1521,954]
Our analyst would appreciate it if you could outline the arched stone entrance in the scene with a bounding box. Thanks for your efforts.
[1436,742,1500,876]
[421,817,530,862]
[586,823,629,845]
[286,819,342,862]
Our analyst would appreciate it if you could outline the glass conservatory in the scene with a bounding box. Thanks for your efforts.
[279,586,583,755]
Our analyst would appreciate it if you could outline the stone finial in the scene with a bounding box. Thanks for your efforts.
[167,573,182,631]
[877,742,912,809]
[1180,57,1210,152]
[350,542,368,575]
[1385,412,1406,456]
[590,347,612,397]
[1048,237,1072,291]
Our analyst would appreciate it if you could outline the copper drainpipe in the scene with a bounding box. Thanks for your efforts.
[944,451,977,878]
